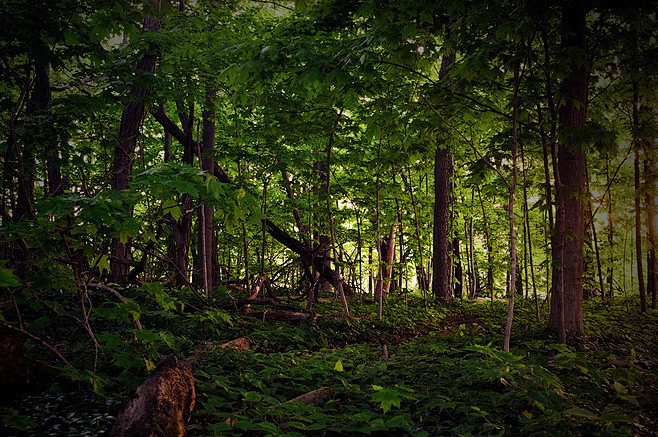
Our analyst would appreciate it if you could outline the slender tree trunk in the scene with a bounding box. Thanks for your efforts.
[406,165,428,295]
[521,147,540,320]
[635,149,648,312]
[197,87,215,294]
[261,178,268,275]
[375,154,384,318]
[453,234,464,299]
[376,219,398,299]
[606,161,614,298]
[585,167,605,300]
[476,186,494,299]
[504,62,520,353]
[468,206,478,299]
[644,143,658,309]
[31,61,63,198]
[325,116,350,316]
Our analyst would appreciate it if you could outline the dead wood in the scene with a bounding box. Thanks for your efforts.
[263,219,354,296]
[218,336,252,350]
[284,387,335,406]
[110,357,195,437]
[86,283,142,330]
[241,310,310,324]
[247,276,278,300]
[188,337,252,363]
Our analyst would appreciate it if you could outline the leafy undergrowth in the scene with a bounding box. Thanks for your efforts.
[2,293,657,436]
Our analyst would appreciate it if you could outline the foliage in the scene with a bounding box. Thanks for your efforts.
[2,297,657,436]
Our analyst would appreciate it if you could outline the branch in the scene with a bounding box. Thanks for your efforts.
[151,105,233,183]
[86,283,143,330]
[0,321,72,367]
[421,94,509,187]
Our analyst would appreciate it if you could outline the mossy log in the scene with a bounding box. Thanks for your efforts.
[110,357,195,437]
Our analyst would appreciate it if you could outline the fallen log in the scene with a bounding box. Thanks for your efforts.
[241,310,311,324]
[218,336,252,350]
[285,387,335,406]
[110,357,195,437]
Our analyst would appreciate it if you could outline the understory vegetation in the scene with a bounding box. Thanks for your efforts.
[1,0,658,435]
[2,290,656,436]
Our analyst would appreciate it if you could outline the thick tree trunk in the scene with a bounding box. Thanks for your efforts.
[548,4,588,336]
[432,141,453,300]
[430,52,455,301]
[110,357,195,437]
[110,2,162,282]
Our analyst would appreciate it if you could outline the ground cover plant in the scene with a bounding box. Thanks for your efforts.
[2,292,656,436]
[1,0,658,435]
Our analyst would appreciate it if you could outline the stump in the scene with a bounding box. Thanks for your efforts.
[110,357,195,437]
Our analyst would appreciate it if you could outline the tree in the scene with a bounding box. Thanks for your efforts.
[548,2,588,337]
[109,0,163,282]
[431,52,456,301]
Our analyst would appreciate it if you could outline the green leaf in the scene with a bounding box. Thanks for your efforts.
[206,175,223,200]
[118,229,130,245]
[564,408,598,419]
[599,413,634,423]
[0,268,21,287]
[243,391,263,402]
[371,388,402,413]
[162,198,182,221]
[334,359,344,372]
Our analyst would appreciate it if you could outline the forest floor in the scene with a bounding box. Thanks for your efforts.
[2,292,657,436]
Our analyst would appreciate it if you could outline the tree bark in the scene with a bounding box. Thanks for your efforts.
[110,1,162,282]
[375,219,398,300]
[110,357,194,437]
[432,141,453,300]
[430,52,456,301]
[635,149,647,312]
[548,3,588,337]
[197,87,215,294]
[644,141,658,309]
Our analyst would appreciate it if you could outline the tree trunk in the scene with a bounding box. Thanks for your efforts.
[430,52,455,301]
[432,142,453,300]
[196,87,215,294]
[548,4,588,337]
[452,234,463,299]
[476,185,494,299]
[635,149,647,312]
[110,357,195,437]
[110,2,162,282]
[503,62,520,353]
[375,219,398,299]
[31,61,63,198]
[644,141,658,309]
[606,161,614,298]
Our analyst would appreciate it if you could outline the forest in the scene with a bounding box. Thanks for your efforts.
[0,0,657,435]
